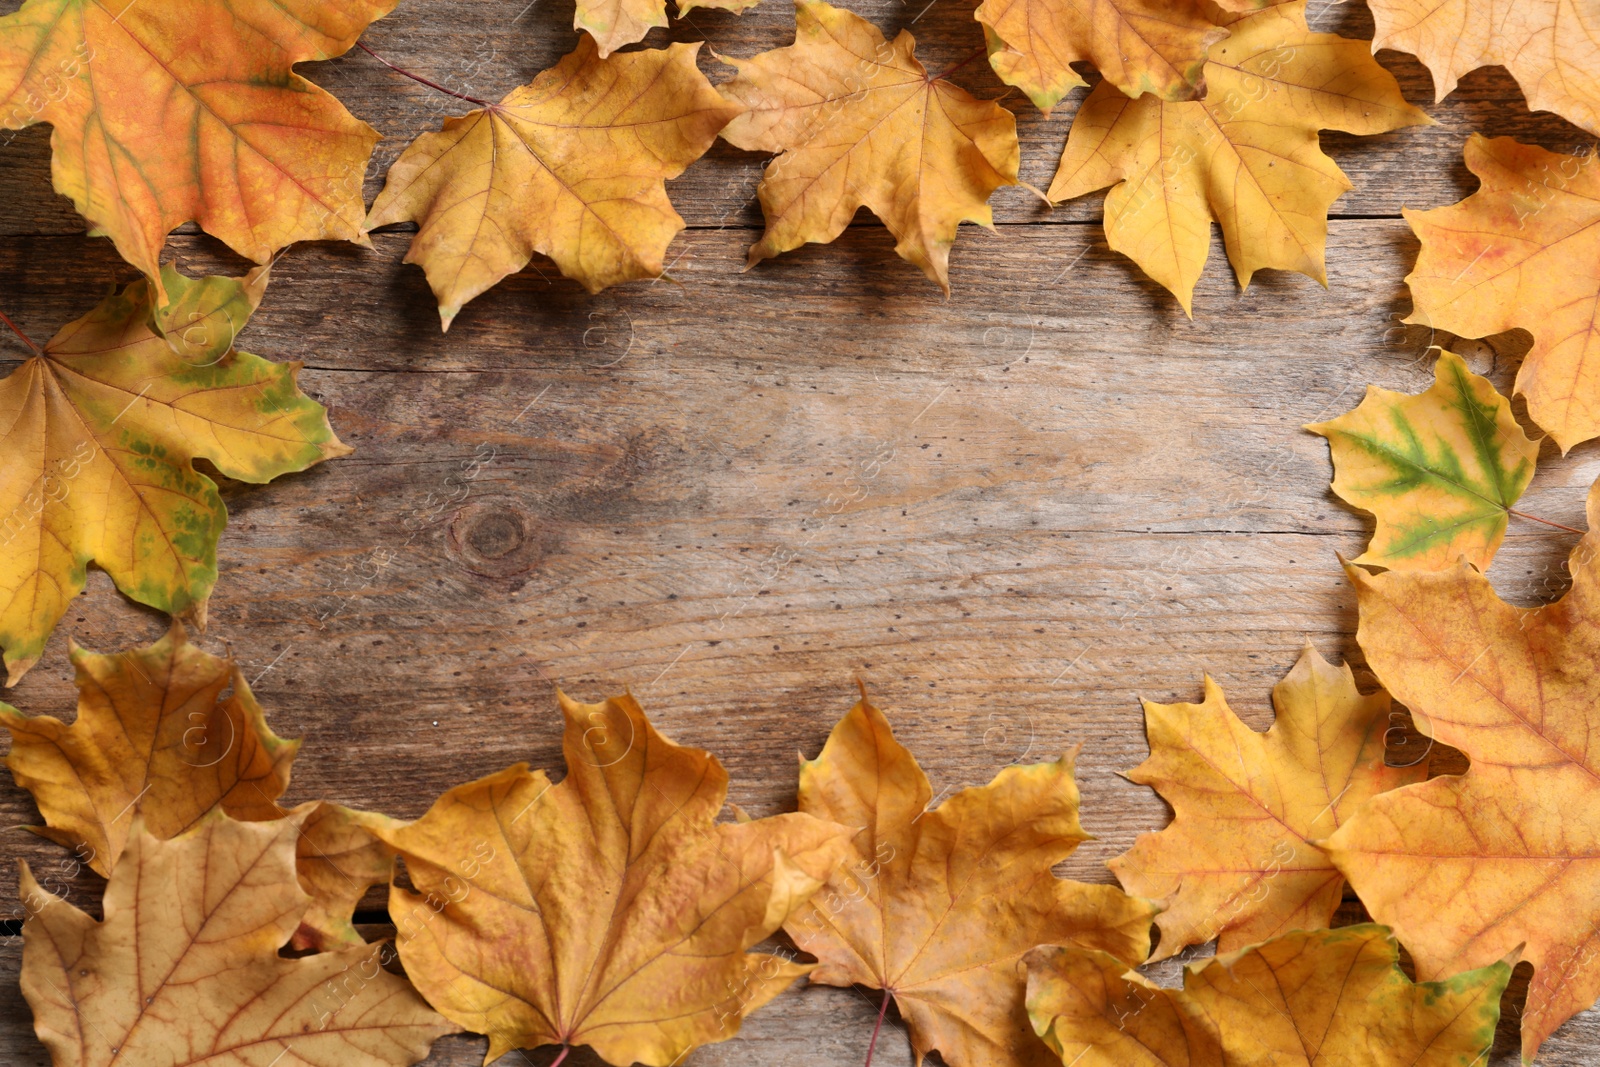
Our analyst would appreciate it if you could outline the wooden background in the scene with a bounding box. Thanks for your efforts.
[2,0,1598,1063]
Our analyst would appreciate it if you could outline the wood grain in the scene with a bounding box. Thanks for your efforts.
[2,0,1598,1062]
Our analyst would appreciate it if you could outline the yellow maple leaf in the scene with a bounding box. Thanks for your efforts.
[0,622,395,951]
[290,801,397,952]
[975,0,1226,114]
[718,0,1020,294]
[1,622,294,873]
[1308,349,1539,571]
[367,692,854,1065]
[1024,925,1509,1067]
[0,0,393,305]
[783,694,1157,1067]
[1327,477,1600,1060]
[576,0,761,59]
[19,811,458,1067]
[1049,1,1430,313]
[366,39,741,330]
[1113,643,1423,961]
[1404,134,1600,451]
[1369,0,1600,136]
[0,268,347,684]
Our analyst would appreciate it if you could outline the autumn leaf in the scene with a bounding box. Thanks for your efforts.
[718,0,1020,294]
[1023,924,1509,1067]
[1369,0,1600,136]
[783,694,1157,1067]
[974,0,1226,114]
[292,801,398,952]
[367,39,739,330]
[0,267,348,685]
[19,810,457,1067]
[0,622,394,951]
[367,692,854,1065]
[1308,349,1538,571]
[1112,643,1422,962]
[0,0,393,306]
[1049,2,1430,313]
[576,0,760,60]
[1,621,293,874]
[1325,479,1600,1061]
[1404,135,1600,451]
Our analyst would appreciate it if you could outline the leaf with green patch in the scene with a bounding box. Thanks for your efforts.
[1024,924,1509,1067]
[1307,349,1537,572]
[0,267,348,685]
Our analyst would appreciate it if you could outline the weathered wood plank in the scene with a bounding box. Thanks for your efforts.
[1,223,1594,909]
[4,0,1600,1058]
[0,0,1592,245]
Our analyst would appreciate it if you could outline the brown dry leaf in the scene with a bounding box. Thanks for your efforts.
[718,0,1020,294]
[1369,0,1600,136]
[975,0,1226,114]
[1049,2,1430,313]
[367,692,854,1065]
[0,0,393,306]
[0,623,393,951]
[1024,925,1509,1067]
[1326,477,1600,1060]
[19,811,457,1067]
[1113,643,1423,962]
[783,694,1157,1067]
[1404,134,1600,451]
[366,38,740,330]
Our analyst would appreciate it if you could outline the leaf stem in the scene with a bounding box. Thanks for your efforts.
[355,40,491,107]
[931,47,987,83]
[0,309,41,355]
[548,1045,570,1067]
[1508,508,1586,536]
[864,987,891,1067]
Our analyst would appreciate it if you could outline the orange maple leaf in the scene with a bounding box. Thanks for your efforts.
[1327,477,1600,1060]
[2,622,393,952]
[783,694,1157,1067]
[1024,925,1509,1067]
[718,0,1019,294]
[367,39,740,330]
[1369,0,1600,136]
[1113,643,1424,961]
[1048,2,1429,312]
[18,811,457,1067]
[1404,134,1600,451]
[368,692,854,1065]
[0,0,394,304]
[975,0,1226,113]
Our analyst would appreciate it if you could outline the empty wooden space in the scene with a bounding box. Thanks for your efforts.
[2,0,1597,1063]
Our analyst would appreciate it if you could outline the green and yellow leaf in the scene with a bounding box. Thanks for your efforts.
[0,267,348,685]
[1308,349,1537,572]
